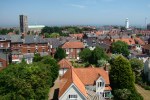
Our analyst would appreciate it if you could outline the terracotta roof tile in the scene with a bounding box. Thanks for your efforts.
[59,68,111,98]
[59,68,87,98]
[105,86,112,90]
[114,38,135,45]
[58,58,73,69]
[62,41,84,48]
[73,68,110,85]
[134,37,145,45]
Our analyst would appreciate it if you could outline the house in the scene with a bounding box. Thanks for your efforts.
[59,68,112,100]
[58,58,73,76]
[0,34,48,64]
[62,41,84,60]
[142,44,150,55]
[0,53,9,70]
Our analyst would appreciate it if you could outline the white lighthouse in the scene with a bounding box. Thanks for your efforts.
[125,18,129,29]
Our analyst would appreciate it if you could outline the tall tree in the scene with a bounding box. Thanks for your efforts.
[54,48,66,61]
[111,41,130,57]
[110,55,143,100]
[110,55,134,90]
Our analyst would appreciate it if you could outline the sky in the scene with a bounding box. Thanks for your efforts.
[0,0,150,27]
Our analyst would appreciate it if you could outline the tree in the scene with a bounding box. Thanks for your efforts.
[110,55,134,90]
[79,48,92,62]
[112,41,130,57]
[110,55,143,100]
[97,59,108,67]
[68,28,75,34]
[129,58,144,82]
[114,89,131,100]
[0,62,53,100]
[90,46,108,64]
[49,33,60,38]
[54,48,66,61]
[41,56,59,82]
[129,58,144,72]
[33,53,43,62]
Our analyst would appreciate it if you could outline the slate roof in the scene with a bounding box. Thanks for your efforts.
[0,35,47,44]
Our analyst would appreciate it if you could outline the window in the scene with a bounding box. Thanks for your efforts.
[8,43,10,47]
[1,43,3,47]
[0,62,3,67]
[98,82,104,87]
[27,50,30,53]
[69,95,77,100]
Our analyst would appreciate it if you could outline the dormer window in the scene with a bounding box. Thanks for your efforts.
[98,82,104,87]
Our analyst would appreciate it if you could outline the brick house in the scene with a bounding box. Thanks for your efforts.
[0,53,9,70]
[62,41,84,60]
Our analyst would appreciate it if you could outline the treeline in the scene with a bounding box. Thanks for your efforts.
[41,26,96,38]
[0,28,19,35]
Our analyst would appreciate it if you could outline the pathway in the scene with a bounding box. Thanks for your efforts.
[135,84,150,100]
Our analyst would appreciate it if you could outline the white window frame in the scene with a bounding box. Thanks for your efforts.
[68,94,77,100]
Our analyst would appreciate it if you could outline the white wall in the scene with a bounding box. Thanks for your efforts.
[59,68,68,76]
[96,76,105,94]
[59,84,86,100]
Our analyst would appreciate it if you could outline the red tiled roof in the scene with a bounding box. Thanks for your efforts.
[59,68,111,98]
[59,68,87,98]
[114,38,135,45]
[143,44,150,50]
[73,68,110,85]
[58,58,73,69]
[69,34,84,39]
[134,37,145,45]
[105,86,112,90]
[62,41,84,49]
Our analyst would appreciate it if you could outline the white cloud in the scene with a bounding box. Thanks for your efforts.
[70,4,86,8]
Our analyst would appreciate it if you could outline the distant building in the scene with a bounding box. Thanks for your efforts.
[19,15,28,34]
[28,25,45,34]
[147,24,150,30]
[125,18,129,29]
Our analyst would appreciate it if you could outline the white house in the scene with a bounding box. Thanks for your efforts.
[58,58,73,76]
[59,68,112,100]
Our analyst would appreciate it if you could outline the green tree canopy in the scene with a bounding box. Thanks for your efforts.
[110,56,143,100]
[33,53,43,62]
[90,46,109,65]
[79,48,92,63]
[79,47,108,66]
[41,56,59,82]
[54,48,66,61]
[110,55,135,90]
[0,62,53,100]
[112,41,130,57]
[49,33,60,38]
[129,58,144,72]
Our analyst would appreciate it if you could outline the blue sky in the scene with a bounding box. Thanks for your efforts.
[0,0,150,27]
